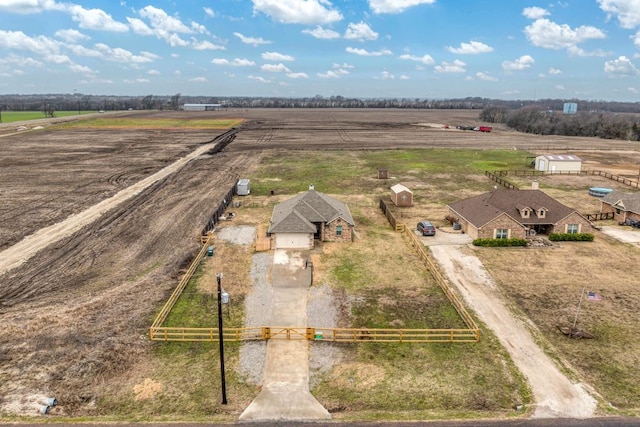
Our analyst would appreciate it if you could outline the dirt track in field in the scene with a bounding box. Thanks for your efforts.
[0,109,639,417]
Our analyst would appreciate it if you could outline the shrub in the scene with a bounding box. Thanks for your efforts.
[548,233,594,241]
[472,238,528,247]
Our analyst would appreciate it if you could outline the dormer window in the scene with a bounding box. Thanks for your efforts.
[518,206,531,219]
[537,208,548,218]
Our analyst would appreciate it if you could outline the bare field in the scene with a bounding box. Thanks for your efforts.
[1,109,640,419]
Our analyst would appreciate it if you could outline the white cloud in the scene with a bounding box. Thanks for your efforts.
[604,55,640,75]
[374,70,394,80]
[147,69,160,75]
[524,18,605,50]
[369,0,436,14]
[211,58,256,66]
[234,32,271,46]
[344,22,378,41]
[598,0,640,29]
[567,46,610,57]
[522,6,549,19]
[0,0,66,14]
[0,54,43,67]
[261,63,291,72]
[203,7,215,18]
[555,85,565,90]
[0,30,62,56]
[548,67,562,75]
[92,43,156,63]
[262,51,295,61]
[398,53,434,64]
[634,29,640,48]
[287,72,308,78]
[447,40,493,54]
[189,76,207,82]
[127,17,154,36]
[333,62,354,70]
[502,55,535,71]
[629,86,638,94]
[248,74,271,83]
[252,0,342,24]
[476,71,498,81]
[45,54,71,64]
[68,63,94,73]
[68,5,129,32]
[434,59,466,73]
[318,70,342,78]
[139,5,192,33]
[302,25,340,39]
[55,28,89,43]
[346,47,392,56]
[192,39,225,50]
[400,73,409,80]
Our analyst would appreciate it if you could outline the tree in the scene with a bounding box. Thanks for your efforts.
[169,93,181,110]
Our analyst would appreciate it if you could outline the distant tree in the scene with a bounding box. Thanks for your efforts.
[169,93,181,110]
[479,106,508,123]
[141,95,154,110]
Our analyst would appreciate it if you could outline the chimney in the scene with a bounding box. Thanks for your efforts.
[309,183,315,191]
[532,180,539,190]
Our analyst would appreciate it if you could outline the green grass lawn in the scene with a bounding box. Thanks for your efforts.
[0,110,91,123]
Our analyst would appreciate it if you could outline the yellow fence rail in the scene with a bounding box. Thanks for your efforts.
[150,235,213,331]
[149,326,479,343]
[401,224,480,336]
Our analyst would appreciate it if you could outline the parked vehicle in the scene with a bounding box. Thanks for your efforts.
[417,221,437,236]
[478,126,492,132]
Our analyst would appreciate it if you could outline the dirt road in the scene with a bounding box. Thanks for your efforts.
[428,242,597,418]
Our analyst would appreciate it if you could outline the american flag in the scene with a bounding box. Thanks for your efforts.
[587,291,602,301]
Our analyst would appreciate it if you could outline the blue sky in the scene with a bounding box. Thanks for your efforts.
[1,0,639,101]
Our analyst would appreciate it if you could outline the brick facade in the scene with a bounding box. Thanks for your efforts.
[323,217,354,242]
[477,214,527,239]
[550,212,594,234]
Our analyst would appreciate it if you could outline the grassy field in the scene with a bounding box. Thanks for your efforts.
[58,117,244,129]
[0,110,93,123]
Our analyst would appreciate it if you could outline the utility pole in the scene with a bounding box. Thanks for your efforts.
[216,273,227,404]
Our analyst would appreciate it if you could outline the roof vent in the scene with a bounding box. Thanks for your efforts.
[309,183,315,191]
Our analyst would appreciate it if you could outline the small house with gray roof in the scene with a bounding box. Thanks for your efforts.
[600,190,640,223]
[267,185,355,249]
[447,189,591,240]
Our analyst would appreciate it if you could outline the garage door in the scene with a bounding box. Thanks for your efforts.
[274,233,311,249]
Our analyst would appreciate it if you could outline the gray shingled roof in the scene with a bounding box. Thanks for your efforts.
[448,189,576,227]
[601,190,640,214]
[268,189,354,234]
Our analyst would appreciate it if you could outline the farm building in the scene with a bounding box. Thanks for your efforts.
[267,185,354,249]
[600,190,640,223]
[534,154,582,173]
[390,184,413,207]
[182,103,222,111]
[447,189,592,240]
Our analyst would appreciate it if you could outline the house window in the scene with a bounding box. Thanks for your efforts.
[336,225,343,236]
[616,208,621,214]
[521,209,530,218]
[567,224,579,234]
[495,228,508,239]
[538,209,546,218]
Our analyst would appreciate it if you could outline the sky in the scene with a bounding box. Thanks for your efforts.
[0,0,640,101]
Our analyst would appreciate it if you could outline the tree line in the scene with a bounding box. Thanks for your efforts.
[480,105,640,141]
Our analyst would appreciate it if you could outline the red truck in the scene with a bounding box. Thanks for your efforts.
[478,126,492,132]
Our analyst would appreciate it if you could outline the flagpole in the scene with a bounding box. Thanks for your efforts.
[571,285,586,335]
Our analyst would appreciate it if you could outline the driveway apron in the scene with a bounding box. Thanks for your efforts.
[239,249,331,421]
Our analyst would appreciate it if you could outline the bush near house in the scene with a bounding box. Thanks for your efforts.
[548,233,594,241]
[472,238,528,247]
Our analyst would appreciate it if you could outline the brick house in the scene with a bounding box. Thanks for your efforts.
[267,186,355,249]
[447,189,592,240]
[600,190,640,223]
